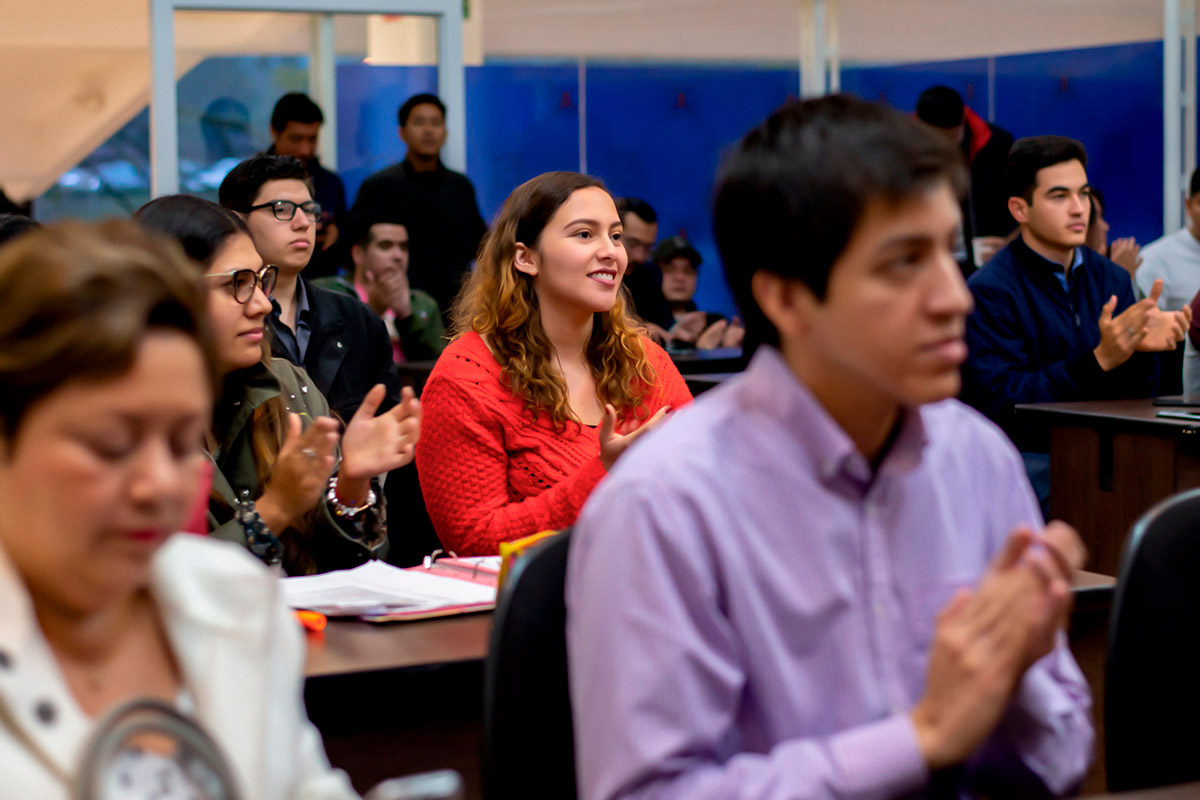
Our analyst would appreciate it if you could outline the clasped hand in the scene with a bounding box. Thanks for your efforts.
[257,385,421,528]
[910,521,1085,770]
[1095,278,1191,371]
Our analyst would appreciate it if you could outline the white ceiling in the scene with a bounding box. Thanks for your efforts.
[0,0,1175,201]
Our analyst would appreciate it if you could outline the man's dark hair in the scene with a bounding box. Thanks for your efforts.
[270,92,324,133]
[1190,169,1200,199]
[398,93,446,127]
[217,155,313,212]
[346,207,409,250]
[713,94,966,348]
[0,214,41,250]
[614,197,658,225]
[1005,135,1088,203]
[915,86,965,129]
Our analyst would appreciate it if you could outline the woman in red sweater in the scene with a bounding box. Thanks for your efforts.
[417,172,692,555]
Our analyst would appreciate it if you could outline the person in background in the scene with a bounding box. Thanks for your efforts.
[313,210,444,362]
[1138,171,1200,395]
[569,94,1093,800]
[654,234,745,351]
[352,93,487,321]
[267,92,347,280]
[615,197,710,347]
[0,219,358,797]
[219,155,404,421]
[417,172,691,556]
[136,195,420,575]
[916,85,1015,275]
[962,135,1189,509]
[1087,187,1142,280]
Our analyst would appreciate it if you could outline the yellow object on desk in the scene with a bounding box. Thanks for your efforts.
[498,530,563,589]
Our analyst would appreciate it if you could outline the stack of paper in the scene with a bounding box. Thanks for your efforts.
[282,560,497,620]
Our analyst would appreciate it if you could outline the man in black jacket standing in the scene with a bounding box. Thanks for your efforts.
[352,93,487,321]
[916,85,1015,275]
[219,155,403,421]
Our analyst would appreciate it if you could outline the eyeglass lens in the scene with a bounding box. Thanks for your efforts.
[231,266,278,303]
[271,200,322,222]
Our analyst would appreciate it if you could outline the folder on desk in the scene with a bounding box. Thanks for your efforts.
[281,559,499,623]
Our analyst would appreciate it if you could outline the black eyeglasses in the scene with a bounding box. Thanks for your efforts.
[205,265,278,303]
[246,199,322,222]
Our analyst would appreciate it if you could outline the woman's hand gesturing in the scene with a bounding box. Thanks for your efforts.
[599,404,671,472]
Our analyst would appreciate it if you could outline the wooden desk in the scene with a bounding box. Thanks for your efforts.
[305,613,491,677]
[305,615,492,799]
[1016,399,1200,573]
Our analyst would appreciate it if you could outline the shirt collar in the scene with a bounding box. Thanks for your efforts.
[269,275,312,322]
[735,346,929,487]
[1015,235,1082,275]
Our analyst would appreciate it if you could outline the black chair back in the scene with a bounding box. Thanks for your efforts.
[482,531,575,799]
[1106,487,1200,791]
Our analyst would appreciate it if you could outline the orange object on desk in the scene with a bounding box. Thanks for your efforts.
[294,610,327,632]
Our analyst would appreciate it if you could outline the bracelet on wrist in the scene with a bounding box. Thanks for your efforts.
[326,475,376,518]
[236,490,282,566]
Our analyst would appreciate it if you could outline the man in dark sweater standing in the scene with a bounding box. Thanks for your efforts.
[963,135,1190,505]
[351,93,487,321]
[916,86,1015,276]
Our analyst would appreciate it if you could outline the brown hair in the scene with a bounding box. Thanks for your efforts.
[0,220,216,441]
[452,171,655,429]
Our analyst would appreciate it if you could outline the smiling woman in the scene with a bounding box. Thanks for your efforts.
[0,220,358,798]
[135,194,422,576]
[417,171,693,556]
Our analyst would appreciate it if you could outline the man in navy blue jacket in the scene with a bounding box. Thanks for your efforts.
[963,135,1190,503]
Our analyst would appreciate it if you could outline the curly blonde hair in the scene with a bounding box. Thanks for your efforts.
[452,172,656,430]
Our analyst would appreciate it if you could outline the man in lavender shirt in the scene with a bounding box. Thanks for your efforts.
[566,96,1093,799]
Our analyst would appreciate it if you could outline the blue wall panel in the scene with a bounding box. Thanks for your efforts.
[585,64,798,318]
[335,63,438,205]
[841,57,991,116]
[993,41,1164,246]
[465,62,581,224]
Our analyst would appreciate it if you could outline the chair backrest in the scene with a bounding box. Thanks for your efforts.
[482,530,575,799]
[1105,487,1200,792]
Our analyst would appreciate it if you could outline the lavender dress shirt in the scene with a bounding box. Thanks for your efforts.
[566,347,1093,800]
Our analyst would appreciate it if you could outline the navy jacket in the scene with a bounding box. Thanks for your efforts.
[962,236,1159,450]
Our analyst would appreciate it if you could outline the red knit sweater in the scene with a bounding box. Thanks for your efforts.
[416,331,692,555]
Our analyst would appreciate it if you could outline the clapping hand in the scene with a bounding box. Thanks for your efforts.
[1136,280,1191,352]
[910,522,1084,770]
[257,413,339,531]
[340,385,422,484]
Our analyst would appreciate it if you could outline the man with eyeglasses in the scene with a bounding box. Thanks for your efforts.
[219,155,403,421]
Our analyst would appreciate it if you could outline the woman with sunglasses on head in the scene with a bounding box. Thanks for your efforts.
[135,195,420,575]
[417,172,692,556]
[0,220,357,797]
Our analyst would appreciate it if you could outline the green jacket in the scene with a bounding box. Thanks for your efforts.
[311,274,445,360]
[207,358,388,575]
